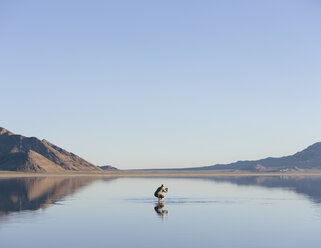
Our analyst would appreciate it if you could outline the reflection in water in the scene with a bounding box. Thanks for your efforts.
[2,176,321,248]
[201,176,321,203]
[2,175,321,219]
[154,202,168,221]
[150,176,321,221]
[0,177,102,216]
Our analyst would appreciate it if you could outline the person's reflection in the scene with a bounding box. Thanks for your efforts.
[154,202,168,221]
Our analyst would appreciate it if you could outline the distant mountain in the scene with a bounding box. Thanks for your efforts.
[186,142,321,172]
[0,127,102,172]
[100,165,118,171]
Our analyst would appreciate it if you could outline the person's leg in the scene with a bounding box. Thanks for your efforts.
[158,193,165,201]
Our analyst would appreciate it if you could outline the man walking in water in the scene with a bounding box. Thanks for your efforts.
[154,184,168,201]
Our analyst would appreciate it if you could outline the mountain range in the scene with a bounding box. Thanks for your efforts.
[0,127,102,172]
[1,127,321,172]
[185,142,321,172]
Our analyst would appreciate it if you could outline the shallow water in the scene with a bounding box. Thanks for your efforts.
[1,176,321,248]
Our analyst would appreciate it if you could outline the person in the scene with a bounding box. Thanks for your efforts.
[154,184,168,201]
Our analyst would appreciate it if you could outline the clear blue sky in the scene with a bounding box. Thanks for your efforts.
[1,0,321,169]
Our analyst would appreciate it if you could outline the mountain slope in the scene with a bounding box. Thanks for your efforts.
[0,127,102,172]
[186,142,321,172]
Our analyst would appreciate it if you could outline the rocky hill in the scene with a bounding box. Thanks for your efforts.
[100,165,118,171]
[0,127,102,172]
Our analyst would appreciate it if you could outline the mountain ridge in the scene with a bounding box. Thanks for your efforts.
[0,127,102,172]
[1,127,321,173]
[185,142,321,172]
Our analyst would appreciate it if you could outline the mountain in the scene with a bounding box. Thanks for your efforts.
[100,165,118,171]
[0,127,102,172]
[186,142,321,172]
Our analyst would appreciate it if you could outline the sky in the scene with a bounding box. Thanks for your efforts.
[1,0,321,169]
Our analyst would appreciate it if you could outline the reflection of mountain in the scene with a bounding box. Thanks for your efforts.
[0,177,102,216]
[204,176,321,203]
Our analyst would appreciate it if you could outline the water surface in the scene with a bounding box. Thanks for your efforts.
[1,176,321,248]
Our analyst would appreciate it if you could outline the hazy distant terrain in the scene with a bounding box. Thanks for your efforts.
[182,142,321,172]
[100,165,118,171]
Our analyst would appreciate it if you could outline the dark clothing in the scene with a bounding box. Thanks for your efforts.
[154,185,167,199]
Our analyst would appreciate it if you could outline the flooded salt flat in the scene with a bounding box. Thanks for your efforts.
[1,176,321,248]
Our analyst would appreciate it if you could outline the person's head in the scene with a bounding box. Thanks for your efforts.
[161,184,164,187]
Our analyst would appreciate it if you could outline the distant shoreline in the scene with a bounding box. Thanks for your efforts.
[1,170,321,178]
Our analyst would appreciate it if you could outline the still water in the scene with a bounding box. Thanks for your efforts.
[1,176,321,248]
